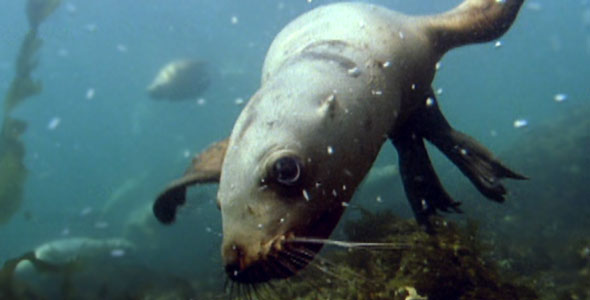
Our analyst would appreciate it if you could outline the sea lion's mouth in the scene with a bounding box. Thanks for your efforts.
[225,232,321,284]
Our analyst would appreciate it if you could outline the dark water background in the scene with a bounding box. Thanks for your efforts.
[1,0,589,298]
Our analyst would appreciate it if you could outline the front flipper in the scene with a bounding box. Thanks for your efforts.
[153,138,228,224]
[391,125,462,227]
[415,93,527,202]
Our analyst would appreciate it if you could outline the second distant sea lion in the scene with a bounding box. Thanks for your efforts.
[147,59,210,101]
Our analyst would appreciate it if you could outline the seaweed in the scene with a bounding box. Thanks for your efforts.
[0,0,60,224]
[243,210,538,300]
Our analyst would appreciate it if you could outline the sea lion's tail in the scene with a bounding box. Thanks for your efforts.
[421,0,525,53]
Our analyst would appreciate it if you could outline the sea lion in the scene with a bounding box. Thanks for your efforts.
[147,59,210,101]
[153,0,527,284]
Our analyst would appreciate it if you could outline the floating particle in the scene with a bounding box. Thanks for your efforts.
[382,61,391,68]
[183,149,191,158]
[347,66,360,77]
[307,0,312,3]
[371,89,383,96]
[553,93,567,102]
[235,97,244,105]
[435,62,442,70]
[47,117,61,130]
[94,221,109,229]
[80,206,93,216]
[490,129,498,137]
[495,0,506,3]
[86,88,95,100]
[302,189,310,201]
[398,31,405,39]
[84,23,97,32]
[230,15,239,24]
[376,196,382,203]
[196,98,206,106]
[57,48,69,57]
[526,1,542,11]
[327,146,334,155]
[65,3,77,14]
[494,40,503,48]
[61,227,70,236]
[110,249,126,257]
[435,88,443,95]
[425,97,434,107]
[257,223,263,229]
[513,118,528,128]
[279,218,285,223]
[341,202,349,207]
[116,44,128,53]
[411,84,416,90]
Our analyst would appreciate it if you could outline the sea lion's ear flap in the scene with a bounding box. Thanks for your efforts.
[420,0,525,54]
[153,138,229,224]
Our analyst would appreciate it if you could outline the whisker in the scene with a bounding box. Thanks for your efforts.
[289,237,410,250]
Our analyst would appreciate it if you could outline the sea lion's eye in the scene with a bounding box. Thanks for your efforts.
[272,156,302,186]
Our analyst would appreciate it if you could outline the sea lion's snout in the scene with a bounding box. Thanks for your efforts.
[222,233,301,283]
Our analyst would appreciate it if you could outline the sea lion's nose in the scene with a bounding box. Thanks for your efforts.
[223,242,247,276]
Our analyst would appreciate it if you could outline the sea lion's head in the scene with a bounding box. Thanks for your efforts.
[218,61,384,283]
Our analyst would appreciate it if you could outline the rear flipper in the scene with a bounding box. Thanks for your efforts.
[391,123,462,228]
[414,92,527,202]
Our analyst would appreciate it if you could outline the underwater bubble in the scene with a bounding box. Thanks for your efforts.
[435,62,442,70]
[382,61,391,68]
[332,189,338,197]
[234,97,244,105]
[435,88,443,95]
[341,202,349,207]
[196,98,206,106]
[47,117,61,130]
[85,88,95,100]
[376,196,382,203]
[279,218,285,223]
[327,146,334,155]
[513,118,528,128]
[183,149,191,158]
[460,148,468,155]
[230,15,239,25]
[79,206,93,216]
[110,249,125,257]
[490,129,498,137]
[398,31,405,39]
[257,223,263,229]
[421,199,428,210]
[371,90,383,96]
[205,227,212,233]
[553,93,567,102]
[494,41,503,48]
[94,221,109,229]
[342,185,347,191]
[495,0,506,3]
[411,84,416,90]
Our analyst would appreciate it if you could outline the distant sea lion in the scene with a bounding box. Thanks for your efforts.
[153,0,526,284]
[147,59,210,101]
